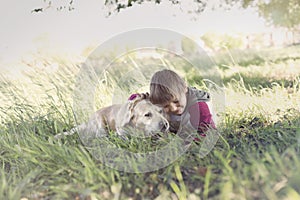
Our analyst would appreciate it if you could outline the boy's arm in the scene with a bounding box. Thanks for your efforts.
[189,102,216,134]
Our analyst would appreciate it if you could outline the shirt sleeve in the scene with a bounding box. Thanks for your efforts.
[188,102,216,133]
[128,93,149,100]
[128,94,138,100]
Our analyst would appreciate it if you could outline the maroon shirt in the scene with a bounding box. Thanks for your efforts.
[189,101,216,133]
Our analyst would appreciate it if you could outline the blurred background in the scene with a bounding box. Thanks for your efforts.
[1,0,299,78]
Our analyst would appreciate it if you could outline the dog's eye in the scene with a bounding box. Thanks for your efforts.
[159,110,163,114]
[144,112,152,117]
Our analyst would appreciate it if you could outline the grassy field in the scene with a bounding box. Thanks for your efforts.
[0,45,300,200]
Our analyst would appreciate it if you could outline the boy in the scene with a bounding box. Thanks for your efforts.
[149,69,215,138]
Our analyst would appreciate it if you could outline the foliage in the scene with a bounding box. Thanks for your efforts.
[258,0,300,29]
[201,32,244,51]
[32,0,75,12]
[104,0,300,29]
[33,0,300,29]
[32,0,255,15]
[104,0,209,15]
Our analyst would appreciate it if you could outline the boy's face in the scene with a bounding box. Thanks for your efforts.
[161,91,187,115]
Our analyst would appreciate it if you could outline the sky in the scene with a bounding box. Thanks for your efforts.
[0,0,270,69]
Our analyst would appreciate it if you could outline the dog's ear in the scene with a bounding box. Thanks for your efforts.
[116,97,141,134]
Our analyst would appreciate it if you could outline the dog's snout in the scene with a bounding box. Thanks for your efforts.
[159,120,169,131]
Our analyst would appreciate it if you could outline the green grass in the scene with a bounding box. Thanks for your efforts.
[0,46,300,199]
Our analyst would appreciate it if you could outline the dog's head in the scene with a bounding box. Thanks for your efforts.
[116,94,169,136]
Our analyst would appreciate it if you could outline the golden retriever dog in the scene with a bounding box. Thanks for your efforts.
[54,94,169,139]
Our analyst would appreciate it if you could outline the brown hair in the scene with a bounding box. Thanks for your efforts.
[149,69,187,104]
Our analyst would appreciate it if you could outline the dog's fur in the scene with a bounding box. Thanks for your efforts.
[54,95,169,139]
